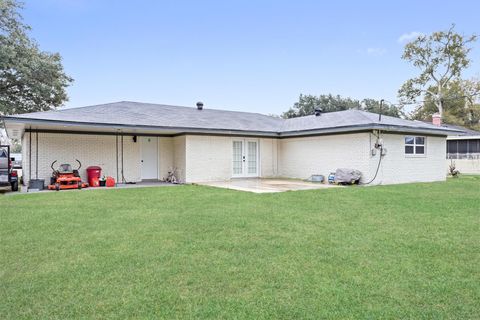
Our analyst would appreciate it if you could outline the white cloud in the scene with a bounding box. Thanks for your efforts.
[366,47,387,56]
[398,31,423,43]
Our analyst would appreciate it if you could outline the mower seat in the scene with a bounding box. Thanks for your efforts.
[58,164,73,173]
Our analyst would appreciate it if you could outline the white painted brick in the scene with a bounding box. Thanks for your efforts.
[279,133,372,182]
[372,134,446,185]
[21,131,448,187]
[22,133,140,186]
[158,137,174,180]
[173,136,186,182]
[183,135,279,183]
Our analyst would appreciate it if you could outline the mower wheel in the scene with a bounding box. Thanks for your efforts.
[11,181,18,192]
[77,182,82,190]
[55,183,60,191]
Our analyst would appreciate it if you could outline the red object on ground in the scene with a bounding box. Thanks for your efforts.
[91,177,100,187]
[86,166,102,187]
[106,176,115,187]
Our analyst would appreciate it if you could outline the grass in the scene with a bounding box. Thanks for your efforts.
[1,176,479,319]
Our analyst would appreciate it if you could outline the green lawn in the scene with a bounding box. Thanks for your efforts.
[1,177,479,319]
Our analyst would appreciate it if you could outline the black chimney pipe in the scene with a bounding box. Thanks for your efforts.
[314,107,322,116]
[196,102,204,110]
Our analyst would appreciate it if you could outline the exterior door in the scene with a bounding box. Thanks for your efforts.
[140,137,158,180]
[232,139,259,177]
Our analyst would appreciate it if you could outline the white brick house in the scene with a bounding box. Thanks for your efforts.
[2,101,460,187]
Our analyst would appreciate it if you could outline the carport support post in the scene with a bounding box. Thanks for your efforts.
[121,134,125,183]
[116,133,119,186]
[28,129,32,183]
[35,131,38,179]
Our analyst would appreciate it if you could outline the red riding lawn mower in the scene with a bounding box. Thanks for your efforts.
[48,159,88,191]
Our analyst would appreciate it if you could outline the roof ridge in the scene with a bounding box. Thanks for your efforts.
[347,109,374,122]
[50,100,284,123]
[119,101,286,121]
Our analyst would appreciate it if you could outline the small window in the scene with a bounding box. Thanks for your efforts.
[405,136,425,155]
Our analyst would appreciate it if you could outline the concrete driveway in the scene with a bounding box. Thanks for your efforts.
[200,178,338,193]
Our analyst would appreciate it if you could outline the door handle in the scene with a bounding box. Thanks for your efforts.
[242,156,245,162]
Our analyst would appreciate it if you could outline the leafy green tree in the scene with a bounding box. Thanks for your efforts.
[410,78,480,129]
[0,0,72,116]
[282,94,402,118]
[398,25,477,118]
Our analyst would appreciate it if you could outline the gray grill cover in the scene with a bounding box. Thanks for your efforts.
[335,168,362,183]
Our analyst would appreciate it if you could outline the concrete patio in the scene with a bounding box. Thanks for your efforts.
[200,178,338,193]
[3,179,338,195]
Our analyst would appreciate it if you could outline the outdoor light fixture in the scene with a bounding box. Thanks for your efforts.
[133,135,137,143]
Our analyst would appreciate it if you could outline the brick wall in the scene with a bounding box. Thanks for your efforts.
[185,135,232,182]
[278,133,372,182]
[373,134,446,185]
[158,137,174,180]
[173,136,186,182]
[278,132,447,185]
[22,132,140,186]
[21,131,448,187]
[183,135,278,183]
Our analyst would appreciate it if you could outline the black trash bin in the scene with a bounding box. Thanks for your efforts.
[29,179,45,190]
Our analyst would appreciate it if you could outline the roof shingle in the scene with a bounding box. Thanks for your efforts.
[5,101,463,136]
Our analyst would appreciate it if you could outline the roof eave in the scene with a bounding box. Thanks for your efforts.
[279,123,461,137]
[2,116,281,137]
[3,116,461,138]
[447,135,480,140]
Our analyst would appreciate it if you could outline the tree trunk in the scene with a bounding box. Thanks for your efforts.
[436,99,443,118]
[436,84,443,118]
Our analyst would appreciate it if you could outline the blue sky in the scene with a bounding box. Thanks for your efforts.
[24,0,480,115]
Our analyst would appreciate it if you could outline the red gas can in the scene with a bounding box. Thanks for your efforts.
[106,176,115,187]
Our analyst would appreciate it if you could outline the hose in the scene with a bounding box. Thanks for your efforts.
[362,147,383,185]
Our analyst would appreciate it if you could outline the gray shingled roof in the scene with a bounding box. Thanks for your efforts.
[281,109,450,133]
[439,124,480,136]
[9,101,284,133]
[4,101,462,136]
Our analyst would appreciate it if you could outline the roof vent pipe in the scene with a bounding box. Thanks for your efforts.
[314,107,322,116]
[196,102,204,110]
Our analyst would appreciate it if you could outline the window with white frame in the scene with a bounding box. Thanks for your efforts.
[405,136,425,155]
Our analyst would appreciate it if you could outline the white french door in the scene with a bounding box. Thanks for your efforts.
[232,139,259,177]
